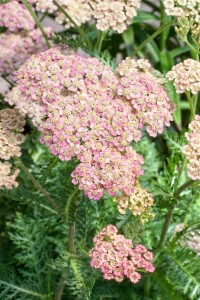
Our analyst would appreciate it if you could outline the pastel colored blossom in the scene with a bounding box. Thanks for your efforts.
[4,87,44,126]
[182,115,200,181]
[94,0,141,33]
[0,161,20,190]
[55,0,93,29]
[0,29,52,78]
[71,146,144,200]
[0,109,25,160]
[113,180,154,223]
[89,225,155,283]
[167,59,200,94]
[0,0,35,31]
[117,58,173,137]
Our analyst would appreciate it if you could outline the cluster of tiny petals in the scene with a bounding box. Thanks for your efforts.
[55,0,93,29]
[0,109,25,160]
[117,58,173,137]
[0,161,20,190]
[4,87,44,126]
[167,59,200,94]
[113,180,154,223]
[71,146,144,200]
[163,0,200,19]
[0,28,52,78]
[89,225,155,283]
[182,115,200,181]
[0,0,35,31]
[94,0,141,33]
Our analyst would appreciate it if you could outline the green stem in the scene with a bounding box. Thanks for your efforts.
[53,1,92,49]
[54,188,80,300]
[96,31,104,54]
[174,180,200,198]
[21,0,51,49]
[15,158,59,211]
[158,206,174,249]
[186,92,196,121]
[131,21,174,57]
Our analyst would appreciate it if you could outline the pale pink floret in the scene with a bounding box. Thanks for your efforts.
[0,0,35,31]
[89,225,155,283]
[0,162,20,190]
[182,115,200,181]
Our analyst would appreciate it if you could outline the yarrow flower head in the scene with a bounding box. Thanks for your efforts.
[93,0,141,33]
[0,108,25,160]
[167,59,200,94]
[0,28,52,78]
[182,115,200,181]
[113,180,154,223]
[0,0,35,31]
[0,161,20,190]
[89,225,155,283]
[116,58,174,137]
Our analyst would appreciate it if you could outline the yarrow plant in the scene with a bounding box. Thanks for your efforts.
[0,0,200,299]
[89,225,155,283]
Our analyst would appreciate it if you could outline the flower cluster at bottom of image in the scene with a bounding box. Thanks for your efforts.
[89,225,155,283]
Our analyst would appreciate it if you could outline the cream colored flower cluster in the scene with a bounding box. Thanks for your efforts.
[94,0,141,33]
[0,162,20,190]
[0,108,25,160]
[163,0,200,39]
[0,108,25,190]
[182,115,200,181]
[113,181,154,223]
[167,59,200,94]
[55,0,93,29]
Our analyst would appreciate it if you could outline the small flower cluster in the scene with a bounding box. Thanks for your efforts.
[0,28,52,78]
[55,0,93,29]
[89,225,155,283]
[182,115,200,181]
[167,59,200,94]
[163,0,200,39]
[116,58,173,137]
[0,108,25,160]
[113,180,154,223]
[0,162,20,190]
[0,0,35,31]
[4,87,44,126]
[94,0,141,33]
[15,48,173,200]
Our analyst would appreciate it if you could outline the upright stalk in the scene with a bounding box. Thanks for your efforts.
[21,0,51,49]
[54,188,80,300]
[15,158,59,211]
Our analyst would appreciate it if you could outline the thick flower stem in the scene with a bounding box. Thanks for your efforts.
[131,21,174,57]
[158,206,174,249]
[14,158,59,211]
[53,1,93,50]
[21,0,51,49]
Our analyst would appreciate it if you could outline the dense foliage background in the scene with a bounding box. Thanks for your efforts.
[0,0,200,299]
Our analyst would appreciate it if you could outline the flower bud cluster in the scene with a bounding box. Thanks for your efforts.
[113,180,154,223]
[0,162,20,190]
[0,28,52,78]
[182,115,200,181]
[15,48,173,200]
[89,225,155,283]
[0,0,35,31]
[167,59,200,95]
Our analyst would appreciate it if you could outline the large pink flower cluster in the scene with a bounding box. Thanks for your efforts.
[182,115,200,181]
[15,48,173,200]
[0,0,35,31]
[0,28,51,78]
[89,225,155,283]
